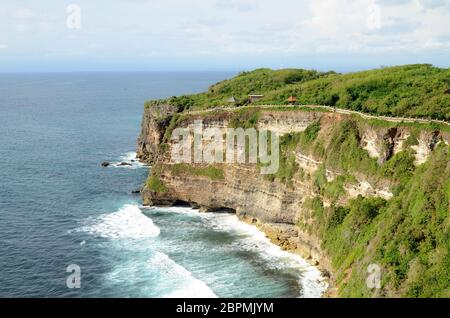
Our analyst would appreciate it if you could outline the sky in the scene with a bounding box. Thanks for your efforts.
[0,0,449,72]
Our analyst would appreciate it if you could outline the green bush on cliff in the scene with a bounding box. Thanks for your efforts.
[266,131,304,186]
[162,114,182,143]
[403,130,420,147]
[325,119,379,176]
[146,165,167,194]
[273,152,299,187]
[381,150,416,184]
[313,164,328,193]
[228,109,261,129]
[170,164,224,180]
[267,120,323,185]
[323,175,352,203]
[146,175,167,193]
[302,120,321,143]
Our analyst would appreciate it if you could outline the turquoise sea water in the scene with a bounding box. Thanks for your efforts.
[0,72,325,297]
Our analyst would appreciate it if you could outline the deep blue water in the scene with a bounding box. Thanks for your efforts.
[0,72,325,298]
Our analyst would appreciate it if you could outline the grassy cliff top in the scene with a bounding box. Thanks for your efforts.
[145,64,450,121]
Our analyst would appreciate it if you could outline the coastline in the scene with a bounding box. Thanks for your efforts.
[233,214,335,298]
[142,197,332,298]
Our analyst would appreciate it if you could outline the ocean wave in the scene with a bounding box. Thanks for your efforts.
[146,206,327,298]
[209,214,328,298]
[75,204,160,239]
[111,152,148,169]
[148,252,218,298]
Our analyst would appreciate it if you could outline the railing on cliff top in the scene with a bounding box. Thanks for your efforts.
[186,104,450,127]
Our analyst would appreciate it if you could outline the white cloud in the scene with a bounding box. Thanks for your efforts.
[293,0,450,54]
[213,0,259,12]
[16,23,32,33]
[367,1,383,29]
[12,8,36,19]
[0,0,448,70]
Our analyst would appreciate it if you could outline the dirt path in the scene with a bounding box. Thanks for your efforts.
[186,104,450,127]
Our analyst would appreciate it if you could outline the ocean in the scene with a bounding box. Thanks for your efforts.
[0,72,326,298]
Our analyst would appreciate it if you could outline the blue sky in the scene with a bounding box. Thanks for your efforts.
[0,0,449,72]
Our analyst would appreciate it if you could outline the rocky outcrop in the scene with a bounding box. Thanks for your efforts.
[411,131,442,165]
[101,161,110,167]
[137,104,179,163]
[257,111,322,135]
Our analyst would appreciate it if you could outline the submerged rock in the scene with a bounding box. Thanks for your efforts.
[101,161,110,167]
[118,162,132,166]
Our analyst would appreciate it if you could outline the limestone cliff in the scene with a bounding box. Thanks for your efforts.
[137,105,450,298]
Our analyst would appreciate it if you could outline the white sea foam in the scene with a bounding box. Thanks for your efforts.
[145,206,328,298]
[148,252,218,298]
[111,152,148,169]
[75,205,216,297]
[76,204,160,239]
[209,214,328,298]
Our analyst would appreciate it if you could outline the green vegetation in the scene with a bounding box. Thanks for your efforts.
[228,109,261,129]
[162,114,180,143]
[266,120,323,186]
[381,150,416,184]
[146,64,450,120]
[325,120,379,176]
[269,152,299,187]
[264,131,302,186]
[169,164,225,180]
[300,143,450,297]
[146,165,167,193]
[178,68,331,109]
[146,175,167,193]
[312,164,358,203]
[302,120,321,143]
[374,144,450,297]
[263,64,450,120]
[273,119,381,181]
[145,68,328,110]
[266,118,449,297]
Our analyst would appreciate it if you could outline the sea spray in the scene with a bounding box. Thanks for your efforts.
[74,204,160,239]
[145,206,328,298]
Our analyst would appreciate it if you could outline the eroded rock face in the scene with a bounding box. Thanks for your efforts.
[412,131,441,165]
[362,127,410,164]
[257,111,322,135]
[144,164,301,223]
[136,104,179,164]
[141,161,335,278]
[362,129,382,159]
[361,126,446,166]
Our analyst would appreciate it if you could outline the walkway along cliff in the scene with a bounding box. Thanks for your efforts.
[137,104,450,298]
